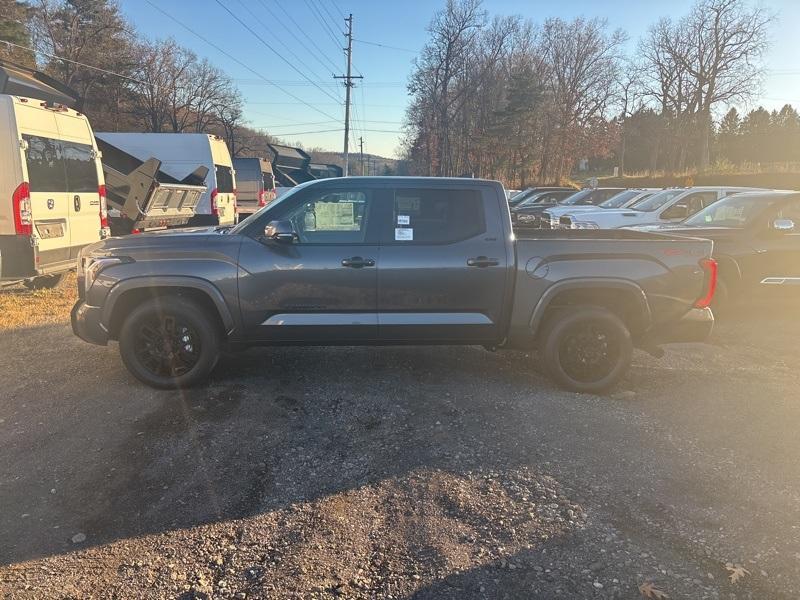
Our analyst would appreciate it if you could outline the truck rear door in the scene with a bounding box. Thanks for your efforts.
[375,184,510,342]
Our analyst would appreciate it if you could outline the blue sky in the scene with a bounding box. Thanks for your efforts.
[119,0,800,158]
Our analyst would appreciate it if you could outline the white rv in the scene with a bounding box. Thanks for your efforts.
[0,62,108,288]
[94,133,237,227]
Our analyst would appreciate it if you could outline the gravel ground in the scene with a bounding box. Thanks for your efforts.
[0,293,798,599]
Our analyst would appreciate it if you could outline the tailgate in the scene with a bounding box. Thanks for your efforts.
[134,182,206,229]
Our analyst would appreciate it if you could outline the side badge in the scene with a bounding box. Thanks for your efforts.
[47,198,54,210]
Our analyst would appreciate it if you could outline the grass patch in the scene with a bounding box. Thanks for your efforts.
[0,272,77,331]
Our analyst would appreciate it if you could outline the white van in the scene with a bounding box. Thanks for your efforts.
[94,133,237,227]
[0,94,108,287]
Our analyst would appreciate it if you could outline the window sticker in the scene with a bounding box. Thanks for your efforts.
[397,214,410,225]
[395,228,413,241]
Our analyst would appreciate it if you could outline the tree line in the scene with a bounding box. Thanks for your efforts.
[0,0,276,157]
[402,0,782,185]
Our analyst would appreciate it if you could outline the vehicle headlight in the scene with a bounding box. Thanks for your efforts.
[82,257,128,293]
[571,221,599,229]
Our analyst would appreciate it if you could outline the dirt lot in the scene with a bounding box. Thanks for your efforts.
[0,283,798,599]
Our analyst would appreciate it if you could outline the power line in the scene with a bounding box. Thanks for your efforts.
[212,0,343,105]
[254,0,342,82]
[143,0,342,121]
[305,0,344,53]
[1,40,146,85]
[353,39,417,53]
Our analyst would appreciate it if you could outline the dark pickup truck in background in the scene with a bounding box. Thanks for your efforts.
[72,177,717,393]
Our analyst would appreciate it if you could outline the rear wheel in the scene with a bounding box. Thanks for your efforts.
[540,306,632,394]
[23,273,65,290]
[118,296,221,389]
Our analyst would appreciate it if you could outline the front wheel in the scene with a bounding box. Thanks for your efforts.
[118,296,221,389]
[539,306,633,394]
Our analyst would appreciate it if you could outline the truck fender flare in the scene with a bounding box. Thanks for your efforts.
[102,276,235,334]
[529,278,652,335]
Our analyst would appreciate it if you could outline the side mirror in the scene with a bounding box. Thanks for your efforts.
[773,218,795,233]
[264,220,296,243]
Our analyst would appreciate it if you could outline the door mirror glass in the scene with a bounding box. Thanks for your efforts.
[773,218,795,233]
[264,220,296,243]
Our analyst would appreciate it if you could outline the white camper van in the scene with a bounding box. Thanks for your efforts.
[94,133,237,227]
[0,94,108,287]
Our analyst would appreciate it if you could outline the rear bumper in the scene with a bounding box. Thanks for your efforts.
[71,300,109,346]
[647,307,714,345]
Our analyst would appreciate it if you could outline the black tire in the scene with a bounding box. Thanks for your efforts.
[539,306,633,394]
[118,296,221,389]
[23,273,65,290]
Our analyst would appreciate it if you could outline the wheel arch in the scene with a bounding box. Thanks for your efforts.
[103,276,235,340]
[529,278,652,338]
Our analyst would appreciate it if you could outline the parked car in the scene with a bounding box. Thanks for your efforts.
[635,190,800,309]
[95,133,237,227]
[512,187,625,226]
[564,186,763,230]
[232,157,276,217]
[539,189,659,229]
[0,62,108,289]
[72,177,716,394]
[508,186,577,207]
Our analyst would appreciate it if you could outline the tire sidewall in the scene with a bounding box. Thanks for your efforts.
[541,307,633,394]
[118,296,221,389]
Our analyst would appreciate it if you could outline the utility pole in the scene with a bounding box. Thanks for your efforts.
[334,14,362,177]
[359,136,364,175]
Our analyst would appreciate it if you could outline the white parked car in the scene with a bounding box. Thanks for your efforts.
[563,187,765,230]
[539,189,659,229]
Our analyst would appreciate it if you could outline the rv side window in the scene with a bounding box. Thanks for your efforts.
[61,140,99,193]
[23,134,67,192]
[216,165,234,193]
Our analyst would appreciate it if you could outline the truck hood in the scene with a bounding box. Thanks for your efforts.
[81,226,235,258]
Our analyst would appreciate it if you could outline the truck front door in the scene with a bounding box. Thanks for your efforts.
[237,185,381,342]
[375,185,511,343]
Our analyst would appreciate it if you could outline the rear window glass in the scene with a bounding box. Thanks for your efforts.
[388,188,485,244]
[263,173,275,190]
[61,140,98,192]
[23,134,66,192]
[216,165,234,193]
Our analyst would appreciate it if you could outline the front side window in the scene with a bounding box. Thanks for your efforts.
[630,189,684,212]
[661,192,718,219]
[283,190,370,244]
[61,140,99,193]
[685,195,780,228]
[216,165,234,193]
[23,134,67,192]
[387,188,485,244]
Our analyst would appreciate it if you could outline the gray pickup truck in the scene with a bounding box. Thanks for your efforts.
[72,177,716,393]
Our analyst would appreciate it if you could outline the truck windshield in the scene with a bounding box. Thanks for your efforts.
[599,190,644,208]
[684,194,778,228]
[629,189,684,212]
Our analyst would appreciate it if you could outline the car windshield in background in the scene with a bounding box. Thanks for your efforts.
[517,192,556,207]
[599,190,643,208]
[684,194,778,228]
[560,189,600,205]
[629,189,684,212]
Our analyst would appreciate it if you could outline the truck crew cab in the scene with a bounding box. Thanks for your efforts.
[72,177,716,394]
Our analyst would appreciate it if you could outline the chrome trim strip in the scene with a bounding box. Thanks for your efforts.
[378,313,492,326]
[760,277,800,285]
[262,313,378,326]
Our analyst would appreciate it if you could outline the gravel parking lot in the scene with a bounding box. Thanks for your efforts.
[0,287,798,599]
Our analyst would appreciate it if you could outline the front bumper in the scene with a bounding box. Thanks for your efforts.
[71,300,109,346]
[647,307,714,345]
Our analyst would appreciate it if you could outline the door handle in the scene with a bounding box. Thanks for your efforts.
[73,195,81,211]
[467,256,500,268]
[341,256,375,268]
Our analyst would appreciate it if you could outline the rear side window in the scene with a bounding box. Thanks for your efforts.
[23,134,66,192]
[263,173,275,190]
[61,140,98,192]
[216,165,234,193]
[388,188,485,244]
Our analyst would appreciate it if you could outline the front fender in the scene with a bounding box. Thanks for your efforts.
[101,275,236,334]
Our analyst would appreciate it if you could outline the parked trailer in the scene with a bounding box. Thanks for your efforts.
[95,137,207,235]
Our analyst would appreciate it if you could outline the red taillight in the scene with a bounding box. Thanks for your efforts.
[210,188,219,216]
[258,189,267,207]
[98,184,109,228]
[694,258,718,309]
[12,182,32,236]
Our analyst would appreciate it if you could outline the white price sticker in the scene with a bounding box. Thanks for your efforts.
[395,228,413,241]
[397,215,410,225]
